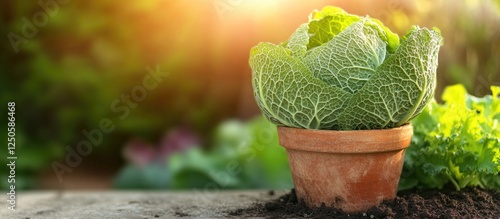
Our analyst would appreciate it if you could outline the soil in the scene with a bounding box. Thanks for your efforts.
[230,187,500,219]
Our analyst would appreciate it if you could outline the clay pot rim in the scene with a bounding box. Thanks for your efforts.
[277,123,413,154]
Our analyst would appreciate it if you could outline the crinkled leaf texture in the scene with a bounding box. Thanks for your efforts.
[250,7,442,130]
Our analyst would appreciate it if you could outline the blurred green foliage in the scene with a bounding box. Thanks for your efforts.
[114,116,293,189]
[0,1,224,189]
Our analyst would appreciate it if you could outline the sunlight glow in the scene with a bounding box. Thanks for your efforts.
[242,0,280,9]
[238,0,281,15]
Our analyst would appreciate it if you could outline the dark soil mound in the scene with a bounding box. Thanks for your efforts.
[230,187,500,218]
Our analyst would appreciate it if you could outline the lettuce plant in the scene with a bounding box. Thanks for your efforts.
[250,6,443,130]
[400,85,500,191]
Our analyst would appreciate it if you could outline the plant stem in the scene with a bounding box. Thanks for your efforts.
[446,173,461,191]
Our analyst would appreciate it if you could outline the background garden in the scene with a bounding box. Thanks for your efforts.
[0,0,499,191]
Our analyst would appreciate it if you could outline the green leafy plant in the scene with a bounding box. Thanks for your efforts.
[250,6,443,130]
[400,85,500,191]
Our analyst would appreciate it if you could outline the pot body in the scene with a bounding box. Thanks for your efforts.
[277,124,413,212]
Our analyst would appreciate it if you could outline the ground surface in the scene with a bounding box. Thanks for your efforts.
[2,188,498,219]
[0,190,283,219]
[232,187,500,219]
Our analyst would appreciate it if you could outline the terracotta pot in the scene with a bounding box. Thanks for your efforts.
[277,123,413,212]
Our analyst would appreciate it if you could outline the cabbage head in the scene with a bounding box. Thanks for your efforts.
[250,6,443,130]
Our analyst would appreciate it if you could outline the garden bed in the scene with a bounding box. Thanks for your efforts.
[230,186,500,218]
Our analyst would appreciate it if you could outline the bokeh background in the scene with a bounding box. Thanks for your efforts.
[1,0,499,190]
